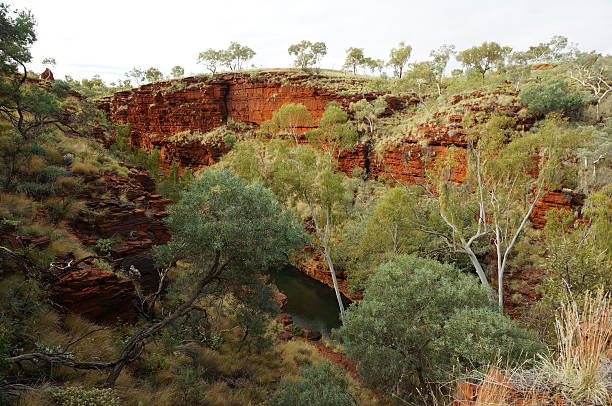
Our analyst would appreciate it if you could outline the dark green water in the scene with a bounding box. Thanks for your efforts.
[271,266,351,337]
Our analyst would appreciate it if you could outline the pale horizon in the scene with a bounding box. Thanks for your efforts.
[12,0,612,83]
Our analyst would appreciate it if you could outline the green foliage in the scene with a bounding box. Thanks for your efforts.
[397,61,437,100]
[258,103,313,143]
[52,387,120,406]
[520,78,586,117]
[170,65,185,79]
[336,255,543,400]
[0,3,37,73]
[197,49,228,74]
[198,42,256,73]
[145,67,163,83]
[95,237,116,254]
[511,35,569,65]
[155,168,307,277]
[307,102,358,149]
[349,97,387,134]
[456,42,512,79]
[388,42,412,78]
[268,362,355,406]
[157,162,194,200]
[288,41,327,71]
[339,186,458,291]
[342,48,382,75]
[429,44,456,80]
[125,67,145,86]
[533,190,612,339]
[0,274,48,363]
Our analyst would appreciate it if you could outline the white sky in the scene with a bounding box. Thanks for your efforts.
[11,0,612,83]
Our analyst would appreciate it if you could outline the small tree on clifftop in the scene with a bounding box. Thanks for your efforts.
[388,41,412,78]
[457,41,512,80]
[288,40,327,72]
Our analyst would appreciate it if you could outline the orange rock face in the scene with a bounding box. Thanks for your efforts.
[51,267,135,324]
[529,190,585,229]
[99,72,415,172]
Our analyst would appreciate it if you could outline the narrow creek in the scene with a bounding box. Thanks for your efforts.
[271,265,352,338]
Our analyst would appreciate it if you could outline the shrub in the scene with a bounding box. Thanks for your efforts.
[45,197,83,224]
[17,182,59,199]
[520,78,586,117]
[95,237,116,254]
[52,387,120,406]
[0,193,35,224]
[70,159,99,175]
[269,362,355,406]
[336,255,543,400]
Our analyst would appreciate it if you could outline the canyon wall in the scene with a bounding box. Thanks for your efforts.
[100,73,583,229]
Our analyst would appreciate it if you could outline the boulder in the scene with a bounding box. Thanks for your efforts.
[40,68,54,81]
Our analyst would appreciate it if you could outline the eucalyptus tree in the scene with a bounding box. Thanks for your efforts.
[414,115,584,311]
[288,40,327,71]
[400,61,437,101]
[456,42,512,80]
[197,49,228,74]
[388,41,412,78]
[222,139,351,317]
[144,67,163,83]
[258,103,313,144]
[342,47,365,74]
[429,44,456,93]
[125,68,145,85]
[225,41,256,70]
[170,65,185,79]
[567,52,611,121]
[197,42,256,73]
[349,96,387,135]
[306,101,358,152]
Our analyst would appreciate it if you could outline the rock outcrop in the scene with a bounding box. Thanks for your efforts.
[40,68,54,81]
[98,72,415,172]
[51,267,135,324]
[529,190,585,229]
[46,169,172,323]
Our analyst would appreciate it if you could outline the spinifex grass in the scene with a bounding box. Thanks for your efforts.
[541,289,611,405]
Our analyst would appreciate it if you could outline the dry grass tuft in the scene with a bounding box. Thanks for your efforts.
[539,288,611,405]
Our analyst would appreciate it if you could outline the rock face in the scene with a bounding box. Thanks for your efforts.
[51,267,135,324]
[100,74,585,302]
[98,72,415,171]
[47,169,172,324]
[40,68,54,81]
[529,190,585,229]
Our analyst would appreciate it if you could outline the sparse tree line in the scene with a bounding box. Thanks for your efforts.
[48,36,609,120]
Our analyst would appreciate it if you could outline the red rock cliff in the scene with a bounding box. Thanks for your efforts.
[101,74,582,228]
[100,73,406,170]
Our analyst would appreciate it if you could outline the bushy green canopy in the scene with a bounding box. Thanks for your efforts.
[268,362,355,406]
[336,255,543,399]
[155,168,307,276]
[520,78,586,117]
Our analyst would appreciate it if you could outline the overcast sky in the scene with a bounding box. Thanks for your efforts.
[12,0,612,83]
